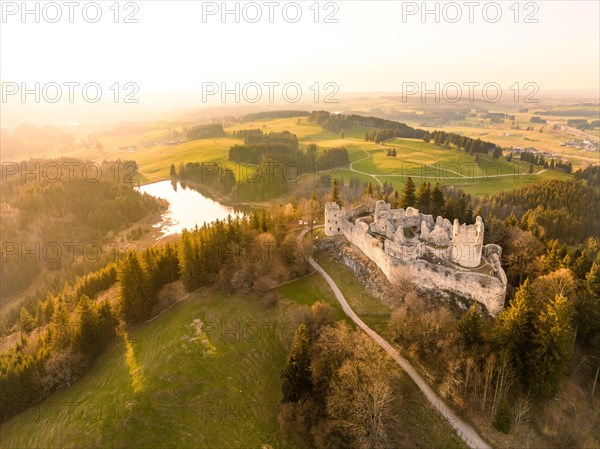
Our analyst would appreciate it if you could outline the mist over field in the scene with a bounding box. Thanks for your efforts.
[1,2,599,449]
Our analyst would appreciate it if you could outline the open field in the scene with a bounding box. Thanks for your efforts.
[0,288,300,449]
[1,270,469,449]
[42,115,577,198]
[330,137,572,197]
[407,120,599,169]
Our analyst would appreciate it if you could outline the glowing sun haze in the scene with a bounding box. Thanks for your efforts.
[1,1,598,92]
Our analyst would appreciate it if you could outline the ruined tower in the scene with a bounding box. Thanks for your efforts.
[325,202,342,236]
[450,216,484,268]
[320,201,506,316]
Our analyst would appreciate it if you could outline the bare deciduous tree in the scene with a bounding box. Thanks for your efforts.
[326,334,399,449]
[512,397,531,431]
[36,349,82,392]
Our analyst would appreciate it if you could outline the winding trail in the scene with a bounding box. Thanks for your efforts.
[299,229,492,449]
[347,145,545,182]
[349,148,383,186]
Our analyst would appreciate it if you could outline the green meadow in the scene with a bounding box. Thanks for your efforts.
[66,115,571,198]
[1,270,467,449]
[1,287,304,449]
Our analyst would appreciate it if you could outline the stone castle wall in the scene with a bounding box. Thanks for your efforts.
[325,201,507,316]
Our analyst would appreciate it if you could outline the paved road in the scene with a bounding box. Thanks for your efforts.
[300,229,492,449]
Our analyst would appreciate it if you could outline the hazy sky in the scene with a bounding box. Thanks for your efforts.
[2,0,599,93]
[1,0,599,128]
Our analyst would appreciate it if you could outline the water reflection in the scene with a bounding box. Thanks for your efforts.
[137,180,246,237]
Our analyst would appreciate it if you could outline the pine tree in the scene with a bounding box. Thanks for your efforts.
[445,196,457,221]
[458,305,482,347]
[141,249,160,300]
[96,300,117,349]
[19,307,36,333]
[169,163,177,178]
[493,399,511,433]
[331,179,342,207]
[575,262,600,356]
[457,193,467,222]
[118,253,148,323]
[465,204,475,224]
[281,323,312,403]
[250,211,261,230]
[496,279,536,384]
[399,177,416,208]
[530,294,575,397]
[73,295,100,357]
[178,231,203,291]
[416,182,431,213]
[50,299,72,349]
[431,183,445,217]
[260,209,269,232]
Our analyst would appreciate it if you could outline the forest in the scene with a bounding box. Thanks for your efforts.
[279,176,600,447]
[174,130,349,201]
[1,168,598,447]
[184,123,225,140]
[0,208,310,422]
[0,158,160,301]
[309,110,428,139]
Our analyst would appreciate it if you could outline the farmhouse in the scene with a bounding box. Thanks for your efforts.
[325,201,507,316]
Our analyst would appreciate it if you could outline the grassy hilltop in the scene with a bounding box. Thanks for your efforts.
[65,115,572,198]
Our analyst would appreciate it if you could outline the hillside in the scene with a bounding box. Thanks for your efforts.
[44,114,573,201]
[0,276,469,449]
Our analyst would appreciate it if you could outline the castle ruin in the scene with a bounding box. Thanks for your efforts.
[325,201,507,316]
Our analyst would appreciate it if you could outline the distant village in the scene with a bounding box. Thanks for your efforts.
[559,139,599,152]
[509,146,556,159]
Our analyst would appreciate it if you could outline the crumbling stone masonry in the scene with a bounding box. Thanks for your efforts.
[325,201,507,316]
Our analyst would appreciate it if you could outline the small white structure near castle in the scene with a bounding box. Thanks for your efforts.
[325,201,507,316]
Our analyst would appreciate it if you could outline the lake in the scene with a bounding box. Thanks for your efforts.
[137,180,245,237]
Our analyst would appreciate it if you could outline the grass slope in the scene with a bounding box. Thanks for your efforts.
[0,289,302,449]
[2,270,469,449]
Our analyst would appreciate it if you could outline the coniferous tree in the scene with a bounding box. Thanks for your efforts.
[281,323,312,403]
[19,307,36,332]
[367,182,374,196]
[118,253,148,323]
[73,295,99,357]
[457,193,468,222]
[178,231,200,291]
[399,177,416,208]
[530,294,575,397]
[496,279,536,384]
[458,305,482,348]
[465,204,475,224]
[50,299,71,349]
[431,183,445,217]
[416,182,431,213]
[445,196,457,221]
[96,300,117,349]
[493,399,511,433]
[331,179,342,207]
